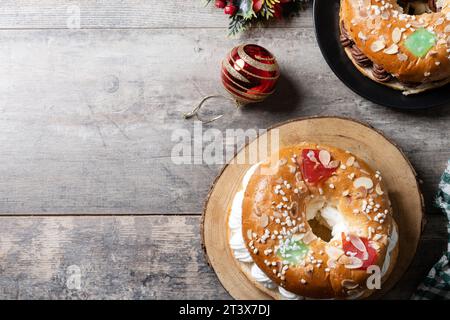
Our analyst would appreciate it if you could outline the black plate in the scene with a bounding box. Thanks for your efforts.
[313,0,450,109]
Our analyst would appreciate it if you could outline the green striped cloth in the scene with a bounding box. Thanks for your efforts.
[412,160,450,300]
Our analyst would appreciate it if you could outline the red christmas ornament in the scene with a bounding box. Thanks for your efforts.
[184,44,280,123]
[221,44,280,105]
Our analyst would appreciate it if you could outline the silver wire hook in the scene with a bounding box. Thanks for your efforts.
[183,95,237,124]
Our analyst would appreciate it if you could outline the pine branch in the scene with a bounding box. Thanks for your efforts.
[203,0,310,34]
[260,0,279,19]
[228,14,250,36]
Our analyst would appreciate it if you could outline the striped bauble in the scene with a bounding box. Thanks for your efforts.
[221,44,280,105]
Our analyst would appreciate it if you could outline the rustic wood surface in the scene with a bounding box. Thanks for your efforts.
[0,1,448,299]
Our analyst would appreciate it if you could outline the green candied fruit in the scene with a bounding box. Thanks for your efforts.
[404,28,437,58]
[277,239,309,265]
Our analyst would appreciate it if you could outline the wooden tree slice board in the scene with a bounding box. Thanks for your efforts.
[202,116,424,300]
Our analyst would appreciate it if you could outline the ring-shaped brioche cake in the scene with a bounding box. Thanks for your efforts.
[339,0,450,95]
[228,143,399,299]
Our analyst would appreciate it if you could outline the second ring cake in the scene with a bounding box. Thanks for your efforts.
[227,143,399,299]
[339,0,450,95]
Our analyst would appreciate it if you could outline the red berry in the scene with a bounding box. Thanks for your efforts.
[215,0,226,8]
[224,4,237,15]
[253,0,264,12]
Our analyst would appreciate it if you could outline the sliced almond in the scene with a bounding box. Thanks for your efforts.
[306,150,319,163]
[375,183,384,195]
[350,235,367,253]
[383,44,399,55]
[346,156,355,167]
[342,279,359,290]
[354,186,368,199]
[353,177,374,190]
[247,229,253,240]
[319,150,331,166]
[338,254,353,265]
[326,246,344,260]
[410,21,425,29]
[358,31,368,41]
[392,27,402,43]
[445,24,450,33]
[370,40,385,52]
[327,160,341,169]
[343,256,364,269]
[260,215,269,228]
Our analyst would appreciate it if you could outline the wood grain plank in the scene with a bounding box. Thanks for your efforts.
[0,215,227,299]
[0,27,448,215]
[0,215,445,299]
[0,0,313,29]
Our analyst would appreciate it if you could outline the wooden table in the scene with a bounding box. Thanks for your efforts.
[0,1,448,300]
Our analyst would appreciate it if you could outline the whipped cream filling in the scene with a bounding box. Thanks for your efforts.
[228,163,260,264]
[228,162,301,300]
[382,223,398,278]
[228,164,398,299]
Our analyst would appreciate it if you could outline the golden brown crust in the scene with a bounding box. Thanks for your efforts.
[240,143,398,299]
[340,0,450,84]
